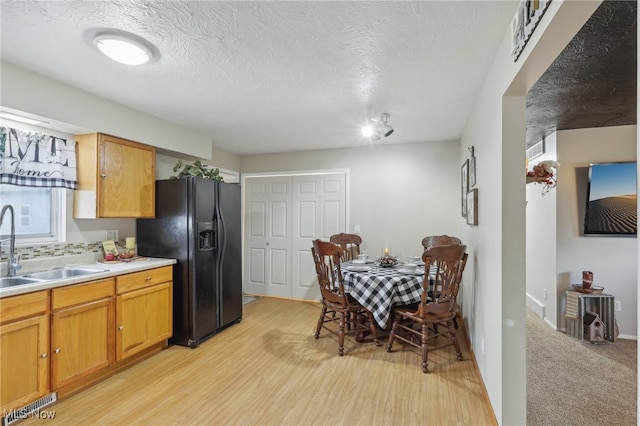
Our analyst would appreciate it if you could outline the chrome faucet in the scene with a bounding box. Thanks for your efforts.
[0,204,22,276]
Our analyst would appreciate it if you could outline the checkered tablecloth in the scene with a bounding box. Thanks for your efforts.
[341,263,432,329]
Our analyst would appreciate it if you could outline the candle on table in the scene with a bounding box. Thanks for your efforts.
[384,248,389,256]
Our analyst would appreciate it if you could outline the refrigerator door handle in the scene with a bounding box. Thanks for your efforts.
[214,204,226,327]
[215,205,227,262]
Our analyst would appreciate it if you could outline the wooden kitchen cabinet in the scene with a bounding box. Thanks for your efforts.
[116,266,172,361]
[0,263,173,413]
[50,279,115,391]
[74,133,156,218]
[0,291,50,412]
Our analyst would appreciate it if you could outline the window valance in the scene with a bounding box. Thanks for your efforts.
[0,126,77,189]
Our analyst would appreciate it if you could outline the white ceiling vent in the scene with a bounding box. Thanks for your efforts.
[526,140,545,161]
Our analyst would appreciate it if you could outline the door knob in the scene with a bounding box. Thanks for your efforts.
[54,348,61,354]
[41,353,48,358]
[119,325,124,331]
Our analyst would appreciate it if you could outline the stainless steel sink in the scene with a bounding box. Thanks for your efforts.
[26,267,108,281]
[0,267,109,289]
[0,276,46,288]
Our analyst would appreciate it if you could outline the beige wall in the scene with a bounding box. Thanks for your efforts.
[556,125,637,337]
[241,141,462,259]
[526,132,558,327]
[460,0,603,423]
[156,153,239,182]
[526,125,638,338]
[1,60,240,169]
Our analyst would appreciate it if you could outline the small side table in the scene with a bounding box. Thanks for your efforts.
[565,290,615,343]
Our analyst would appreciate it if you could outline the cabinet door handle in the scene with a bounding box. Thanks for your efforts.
[119,325,124,331]
[41,353,48,358]
[101,173,107,178]
[145,276,152,281]
[54,348,61,354]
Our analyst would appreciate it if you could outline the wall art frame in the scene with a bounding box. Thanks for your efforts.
[584,161,636,236]
[461,159,469,217]
[466,188,478,226]
[469,156,476,187]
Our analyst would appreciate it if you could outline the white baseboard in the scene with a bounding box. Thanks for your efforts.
[526,293,545,319]
[558,329,637,340]
[544,317,556,330]
[617,334,637,340]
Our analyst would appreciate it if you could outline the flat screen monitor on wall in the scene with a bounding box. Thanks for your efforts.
[584,161,637,236]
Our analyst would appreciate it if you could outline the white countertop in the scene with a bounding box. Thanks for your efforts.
[0,257,177,298]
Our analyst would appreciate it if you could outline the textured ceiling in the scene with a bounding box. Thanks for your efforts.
[0,1,518,155]
[526,0,637,148]
[1,1,634,156]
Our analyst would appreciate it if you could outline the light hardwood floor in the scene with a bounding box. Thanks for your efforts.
[19,297,496,425]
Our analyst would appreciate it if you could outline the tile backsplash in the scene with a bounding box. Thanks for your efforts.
[2,240,128,261]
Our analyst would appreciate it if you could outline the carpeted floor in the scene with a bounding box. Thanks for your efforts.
[527,308,637,426]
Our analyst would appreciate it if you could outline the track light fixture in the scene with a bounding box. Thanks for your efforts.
[361,113,394,140]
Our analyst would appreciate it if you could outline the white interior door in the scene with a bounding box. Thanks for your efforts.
[291,174,346,300]
[243,172,346,301]
[244,177,292,298]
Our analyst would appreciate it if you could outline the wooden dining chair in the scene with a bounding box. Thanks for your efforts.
[386,243,468,373]
[421,235,462,251]
[421,235,463,328]
[329,233,362,262]
[311,239,379,356]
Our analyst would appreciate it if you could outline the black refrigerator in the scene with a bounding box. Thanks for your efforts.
[136,177,242,348]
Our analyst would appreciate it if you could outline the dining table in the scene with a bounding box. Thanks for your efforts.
[341,261,435,329]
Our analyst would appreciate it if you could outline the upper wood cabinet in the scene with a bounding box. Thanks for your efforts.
[74,133,156,218]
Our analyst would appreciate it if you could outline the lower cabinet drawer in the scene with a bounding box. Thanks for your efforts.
[0,291,49,324]
[116,266,173,294]
[52,279,115,310]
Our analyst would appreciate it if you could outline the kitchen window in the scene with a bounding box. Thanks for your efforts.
[0,185,65,243]
[1,123,73,244]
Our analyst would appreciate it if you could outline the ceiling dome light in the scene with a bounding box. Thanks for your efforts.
[94,33,152,65]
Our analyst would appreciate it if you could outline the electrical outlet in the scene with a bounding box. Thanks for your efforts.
[105,230,118,241]
[354,224,361,234]
[480,335,485,354]
[543,288,547,300]
[615,301,621,312]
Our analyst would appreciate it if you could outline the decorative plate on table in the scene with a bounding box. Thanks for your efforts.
[398,268,425,275]
[347,265,371,272]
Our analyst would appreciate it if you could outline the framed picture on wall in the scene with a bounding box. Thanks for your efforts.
[466,188,478,225]
[461,159,469,217]
[584,161,637,235]
[469,156,476,187]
